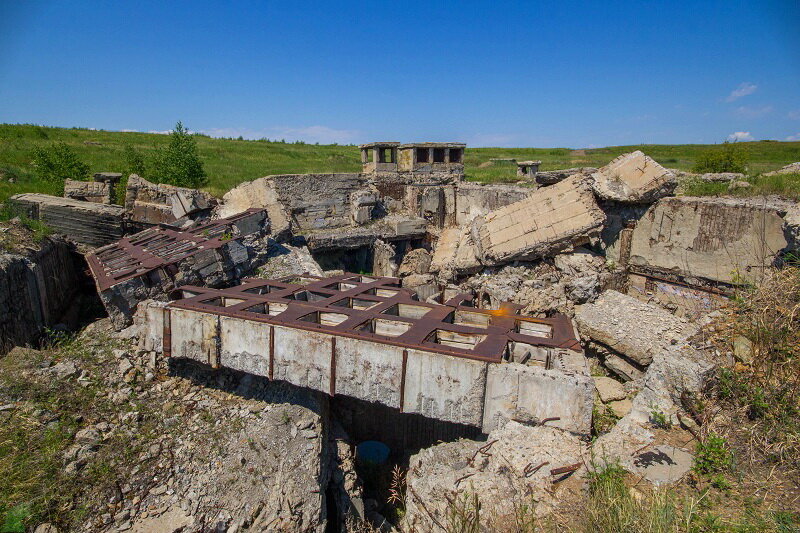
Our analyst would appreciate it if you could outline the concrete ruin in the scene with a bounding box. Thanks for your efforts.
[86,209,270,328]
[125,174,216,226]
[146,273,594,436]
[360,142,466,183]
[474,174,606,265]
[63,172,122,205]
[590,150,676,203]
[8,193,127,247]
[516,159,541,179]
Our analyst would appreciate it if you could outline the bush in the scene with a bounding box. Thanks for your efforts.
[691,142,749,173]
[30,142,89,182]
[123,144,146,177]
[694,433,732,474]
[149,121,207,188]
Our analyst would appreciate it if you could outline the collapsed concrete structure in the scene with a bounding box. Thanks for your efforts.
[86,209,270,328]
[63,172,122,205]
[139,273,594,435]
[125,174,216,226]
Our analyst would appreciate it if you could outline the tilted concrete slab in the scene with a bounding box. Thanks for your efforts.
[574,290,691,366]
[591,150,676,203]
[429,226,482,277]
[629,196,788,285]
[474,175,606,265]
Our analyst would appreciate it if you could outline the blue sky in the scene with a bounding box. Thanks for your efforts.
[1,1,799,147]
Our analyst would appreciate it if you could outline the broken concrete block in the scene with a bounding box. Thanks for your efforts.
[591,151,676,203]
[8,193,126,247]
[388,216,427,237]
[454,182,530,226]
[474,175,606,265]
[630,445,694,486]
[764,162,800,176]
[483,362,594,436]
[218,176,292,239]
[575,290,690,366]
[404,422,586,529]
[429,226,481,277]
[594,376,627,403]
[397,248,431,276]
[124,174,216,226]
[609,398,633,418]
[603,352,645,382]
[629,196,789,285]
[372,239,398,277]
[63,179,112,204]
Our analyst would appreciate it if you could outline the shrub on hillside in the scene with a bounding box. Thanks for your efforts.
[691,142,749,173]
[123,144,146,178]
[149,121,207,188]
[30,142,89,182]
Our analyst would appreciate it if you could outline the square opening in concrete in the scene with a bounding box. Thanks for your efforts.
[299,311,349,326]
[330,297,380,310]
[416,148,429,163]
[449,148,462,163]
[356,318,412,337]
[245,302,288,316]
[446,310,490,328]
[200,296,246,307]
[366,288,400,298]
[433,148,446,163]
[506,341,550,368]
[515,320,553,338]
[290,290,331,302]
[381,303,430,319]
[324,281,359,291]
[243,284,283,295]
[426,329,486,350]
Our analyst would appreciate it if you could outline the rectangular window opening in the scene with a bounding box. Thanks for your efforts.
[433,148,446,163]
[416,148,429,163]
[378,147,395,163]
[299,311,349,326]
[449,148,462,163]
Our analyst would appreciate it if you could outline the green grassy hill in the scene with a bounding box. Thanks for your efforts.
[1,124,798,203]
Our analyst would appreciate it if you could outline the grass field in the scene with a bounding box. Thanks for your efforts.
[1,124,799,203]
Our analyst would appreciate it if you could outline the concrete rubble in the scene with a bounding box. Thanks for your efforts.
[87,209,271,329]
[574,290,691,367]
[404,422,586,530]
[764,162,800,176]
[125,174,216,226]
[591,150,676,203]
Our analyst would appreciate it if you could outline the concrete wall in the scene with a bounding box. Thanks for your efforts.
[454,183,530,226]
[482,363,593,435]
[629,197,788,284]
[163,307,592,434]
[0,235,83,354]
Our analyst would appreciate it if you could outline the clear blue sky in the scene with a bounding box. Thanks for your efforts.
[1,1,799,147]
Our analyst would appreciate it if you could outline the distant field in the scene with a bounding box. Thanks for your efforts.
[1,124,798,203]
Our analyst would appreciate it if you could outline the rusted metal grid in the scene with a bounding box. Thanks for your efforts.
[86,209,266,291]
[166,272,581,363]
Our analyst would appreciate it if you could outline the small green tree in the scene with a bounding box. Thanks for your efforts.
[692,142,749,173]
[30,142,89,182]
[123,144,146,177]
[149,121,207,188]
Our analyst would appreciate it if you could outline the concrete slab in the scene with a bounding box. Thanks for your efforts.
[591,150,676,203]
[474,175,605,265]
[630,445,694,486]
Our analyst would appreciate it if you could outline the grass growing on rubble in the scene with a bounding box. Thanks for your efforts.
[0,332,155,531]
[712,266,800,469]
